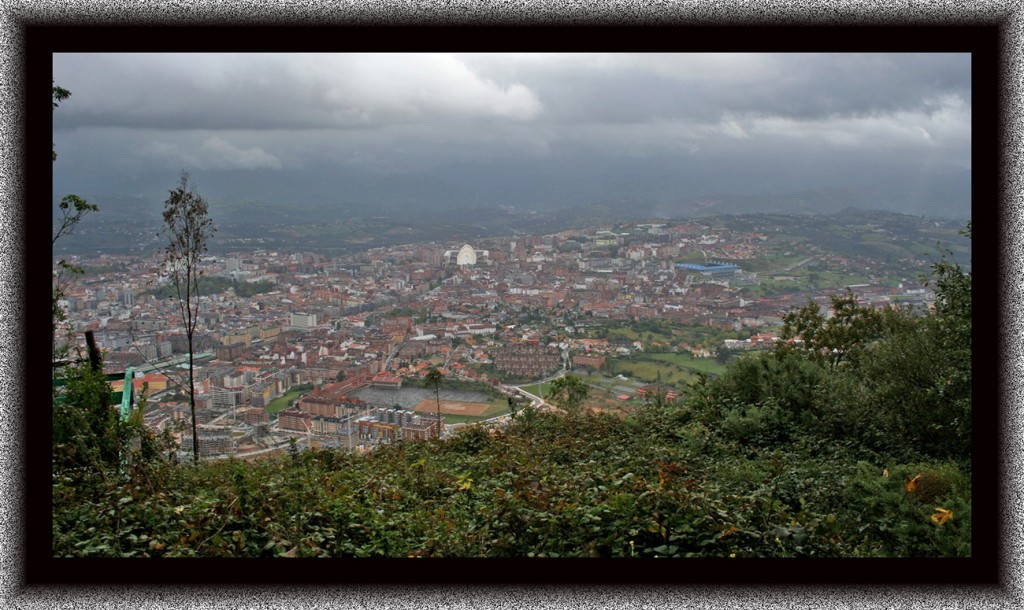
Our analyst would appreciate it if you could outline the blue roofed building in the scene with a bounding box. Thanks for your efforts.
[676,262,740,279]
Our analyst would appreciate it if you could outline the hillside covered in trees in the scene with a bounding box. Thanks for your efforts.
[51,233,974,561]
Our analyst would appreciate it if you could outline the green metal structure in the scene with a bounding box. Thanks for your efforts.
[119,367,135,421]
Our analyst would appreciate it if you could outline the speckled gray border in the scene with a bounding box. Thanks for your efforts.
[3,1,1021,608]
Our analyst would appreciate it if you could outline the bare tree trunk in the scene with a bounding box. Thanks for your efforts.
[160,171,215,463]
[189,335,198,461]
[187,263,199,462]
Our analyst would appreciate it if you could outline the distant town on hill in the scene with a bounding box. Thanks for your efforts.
[52,191,971,259]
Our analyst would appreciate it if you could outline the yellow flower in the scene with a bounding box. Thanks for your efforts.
[931,507,953,526]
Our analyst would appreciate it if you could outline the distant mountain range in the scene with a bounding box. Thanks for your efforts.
[63,183,968,229]
[54,153,971,229]
[51,163,971,256]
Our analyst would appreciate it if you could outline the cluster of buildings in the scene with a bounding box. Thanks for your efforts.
[492,343,563,379]
[353,408,443,442]
[55,217,942,458]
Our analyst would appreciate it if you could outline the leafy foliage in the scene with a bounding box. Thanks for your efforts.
[779,292,913,368]
[51,83,71,162]
[53,358,177,489]
[544,374,590,416]
[52,401,971,558]
[53,364,122,475]
[769,243,972,462]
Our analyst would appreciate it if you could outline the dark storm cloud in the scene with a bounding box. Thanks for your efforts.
[460,53,970,124]
[53,53,544,131]
[704,53,971,120]
[51,53,970,216]
[53,52,969,129]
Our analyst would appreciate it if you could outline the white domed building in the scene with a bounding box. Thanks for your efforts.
[443,244,489,267]
[456,244,477,266]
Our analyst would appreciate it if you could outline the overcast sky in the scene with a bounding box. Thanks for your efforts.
[51,53,972,217]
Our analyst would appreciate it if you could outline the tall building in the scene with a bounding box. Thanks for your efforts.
[289,312,318,329]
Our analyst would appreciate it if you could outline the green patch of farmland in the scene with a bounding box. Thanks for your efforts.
[607,351,729,388]
[266,388,308,416]
[643,352,729,376]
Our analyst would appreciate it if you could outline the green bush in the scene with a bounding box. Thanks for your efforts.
[834,461,970,557]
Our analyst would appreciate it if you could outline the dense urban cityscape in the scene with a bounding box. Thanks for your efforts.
[54,212,963,460]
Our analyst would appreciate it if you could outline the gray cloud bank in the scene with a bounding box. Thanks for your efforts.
[52,52,971,219]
